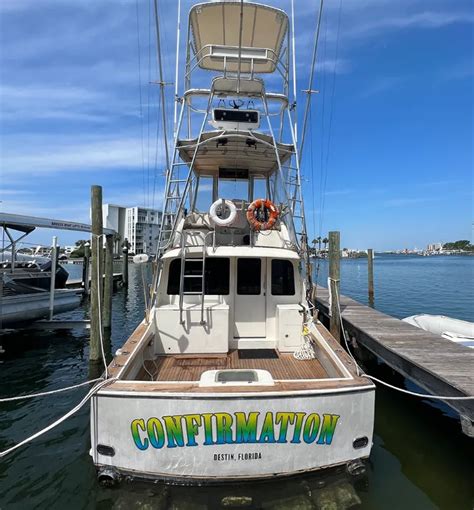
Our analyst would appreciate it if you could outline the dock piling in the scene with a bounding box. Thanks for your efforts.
[90,185,103,362]
[368,248,374,306]
[48,236,58,320]
[122,238,129,288]
[103,234,114,329]
[82,242,91,295]
[328,231,341,342]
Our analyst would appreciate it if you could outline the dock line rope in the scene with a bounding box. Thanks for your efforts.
[0,378,116,458]
[330,280,474,401]
[0,236,116,456]
[0,378,103,403]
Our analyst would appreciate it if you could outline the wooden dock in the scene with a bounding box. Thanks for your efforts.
[314,286,474,436]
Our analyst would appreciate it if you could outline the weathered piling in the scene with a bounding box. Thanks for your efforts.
[48,236,58,320]
[103,234,114,329]
[90,185,103,362]
[122,238,129,287]
[368,248,374,306]
[82,242,91,295]
[328,231,341,342]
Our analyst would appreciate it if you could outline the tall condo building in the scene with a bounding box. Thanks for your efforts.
[102,204,162,255]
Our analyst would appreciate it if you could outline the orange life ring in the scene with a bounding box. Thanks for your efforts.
[246,199,279,231]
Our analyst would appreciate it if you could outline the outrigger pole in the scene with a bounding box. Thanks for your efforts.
[173,0,181,138]
[290,0,297,141]
[153,0,170,171]
[299,0,324,166]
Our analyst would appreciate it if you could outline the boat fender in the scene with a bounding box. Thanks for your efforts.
[133,254,149,264]
[209,199,237,226]
[246,198,279,231]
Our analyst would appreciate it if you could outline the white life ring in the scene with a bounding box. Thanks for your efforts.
[209,199,237,227]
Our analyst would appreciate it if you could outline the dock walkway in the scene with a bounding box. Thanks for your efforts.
[314,287,474,435]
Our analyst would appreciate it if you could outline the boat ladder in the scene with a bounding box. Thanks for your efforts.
[178,232,207,325]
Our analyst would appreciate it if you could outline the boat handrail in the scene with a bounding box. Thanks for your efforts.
[185,44,281,79]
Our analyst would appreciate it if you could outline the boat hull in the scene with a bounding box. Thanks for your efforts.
[1,289,82,327]
[91,386,375,483]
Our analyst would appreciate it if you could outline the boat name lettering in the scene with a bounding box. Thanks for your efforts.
[130,412,340,451]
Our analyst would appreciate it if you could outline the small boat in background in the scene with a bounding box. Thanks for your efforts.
[1,217,83,328]
[1,275,82,328]
[1,251,70,289]
[403,314,474,349]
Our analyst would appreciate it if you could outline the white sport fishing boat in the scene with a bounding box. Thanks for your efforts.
[90,0,375,484]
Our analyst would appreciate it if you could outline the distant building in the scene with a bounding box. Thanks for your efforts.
[103,204,162,255]
[427,243,443,252]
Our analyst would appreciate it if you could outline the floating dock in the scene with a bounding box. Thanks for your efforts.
[314,287,474,436]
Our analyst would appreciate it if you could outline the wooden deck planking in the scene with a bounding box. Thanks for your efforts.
[142,350,329,382]
[315,286,474,425]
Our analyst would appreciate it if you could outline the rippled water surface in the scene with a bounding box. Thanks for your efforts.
[1,256,473,509]
[314,254,474,322]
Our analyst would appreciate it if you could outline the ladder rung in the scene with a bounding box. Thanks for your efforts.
[184,275,203,278]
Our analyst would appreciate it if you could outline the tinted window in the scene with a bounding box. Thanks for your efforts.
[271,259,295,296]
[237,258,261,295]
[167,258,230,295]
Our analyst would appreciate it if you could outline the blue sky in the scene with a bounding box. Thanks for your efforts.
[0,0,472,251]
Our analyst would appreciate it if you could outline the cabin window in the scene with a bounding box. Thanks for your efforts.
[218,180,249,202]
[271,259,295,295]
[167,258,230,295]
[237,258,261,295]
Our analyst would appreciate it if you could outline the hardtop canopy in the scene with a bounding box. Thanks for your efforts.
[190,1,289,73]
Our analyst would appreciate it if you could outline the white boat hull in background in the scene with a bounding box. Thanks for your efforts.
[403,314,474,349]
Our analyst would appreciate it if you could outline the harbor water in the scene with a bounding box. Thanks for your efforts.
[0,255,473,509]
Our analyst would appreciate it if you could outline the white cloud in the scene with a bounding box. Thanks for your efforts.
[0,84,143,122]
[384,197,437,207]
[1,136,148,174]
[347,10,474,40]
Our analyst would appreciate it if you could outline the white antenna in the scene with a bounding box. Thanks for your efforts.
[173,0,181,138]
